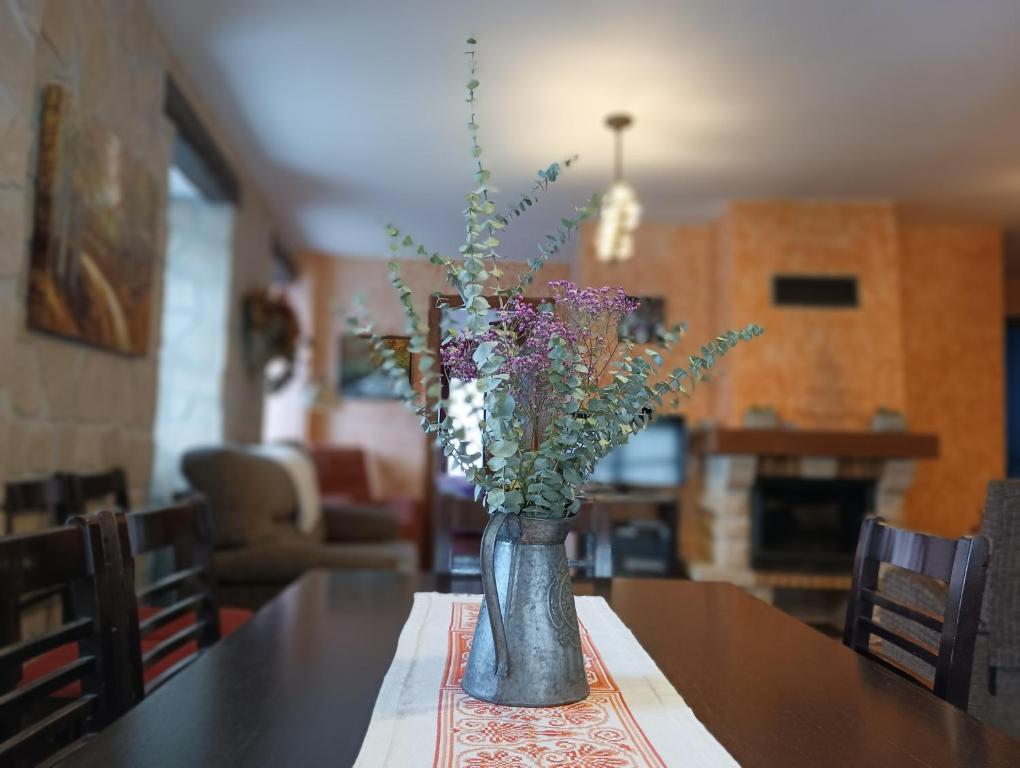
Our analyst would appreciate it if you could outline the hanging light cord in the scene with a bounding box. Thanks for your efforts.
[614,127,623,182]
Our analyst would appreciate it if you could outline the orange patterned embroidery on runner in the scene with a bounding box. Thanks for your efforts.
[433,601,667,768]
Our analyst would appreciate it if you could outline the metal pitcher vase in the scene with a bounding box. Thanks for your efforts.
[462,512,589,707]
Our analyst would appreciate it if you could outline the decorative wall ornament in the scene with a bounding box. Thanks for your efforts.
[339,334,412,399]
[618,296,664,343]
[242,289,300,392]
[28,84,159,355]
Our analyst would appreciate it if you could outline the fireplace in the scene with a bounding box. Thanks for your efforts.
[751,477,875,573]
[685,426,938,607]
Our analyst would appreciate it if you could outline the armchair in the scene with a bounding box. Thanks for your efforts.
[181,445,416,609]
[307,445,420,547]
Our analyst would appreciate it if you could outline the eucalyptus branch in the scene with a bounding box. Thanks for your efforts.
[514,195,599,294]
[348,39,763,520]
[492,155,579,231]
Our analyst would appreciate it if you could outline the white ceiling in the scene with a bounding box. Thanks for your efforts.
[146,0,1020,261]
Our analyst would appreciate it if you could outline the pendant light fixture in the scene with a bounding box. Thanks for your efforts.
[595,113,641,263]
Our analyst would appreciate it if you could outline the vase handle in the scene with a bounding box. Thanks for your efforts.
[480,511,513,678]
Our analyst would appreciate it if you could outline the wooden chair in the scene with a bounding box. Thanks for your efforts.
[3,477,79,624]
[63,468,130,516]
[433,492,612,579]
[3,476,71,535]
[0,520,138,766]
[432,491,488,577]
[114,498,234,695]
[843,517,990,709]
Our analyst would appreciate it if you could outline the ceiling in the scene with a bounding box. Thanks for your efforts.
[146,0,1020,261]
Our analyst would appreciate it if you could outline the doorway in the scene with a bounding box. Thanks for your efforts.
[1008,319,1020,478]
[150,164,235,501]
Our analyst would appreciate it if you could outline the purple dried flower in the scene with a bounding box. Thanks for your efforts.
[548,280,639,321]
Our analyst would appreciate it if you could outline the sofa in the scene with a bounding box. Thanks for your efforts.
[181,445,417,609]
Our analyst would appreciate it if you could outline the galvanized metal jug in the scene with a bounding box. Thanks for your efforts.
[461,512,589,707]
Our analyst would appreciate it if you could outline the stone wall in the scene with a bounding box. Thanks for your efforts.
[0,0,276,523]
[899,225,1005,535]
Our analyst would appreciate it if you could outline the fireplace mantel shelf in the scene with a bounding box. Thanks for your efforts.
[689,427,939,460]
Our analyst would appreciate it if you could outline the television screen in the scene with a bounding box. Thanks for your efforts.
[589,415,686,488]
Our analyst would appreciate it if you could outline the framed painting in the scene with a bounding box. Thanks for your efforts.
[338,334,412,399]
[27,84,159,356]
[618,296,664,343]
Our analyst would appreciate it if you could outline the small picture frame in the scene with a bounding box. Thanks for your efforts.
[338,334,413,399]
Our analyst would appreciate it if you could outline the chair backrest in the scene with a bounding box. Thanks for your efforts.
[432,492,487,577]
[843,516,990,709]
[64,469,130,516]
[3,476,71,534]
[572,502,613,580]
[309,446,373,503]
[117,498,222,695]
[432,494,612,579]
[0,520,137,766]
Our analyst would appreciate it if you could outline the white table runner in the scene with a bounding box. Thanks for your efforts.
[354,593,739,767]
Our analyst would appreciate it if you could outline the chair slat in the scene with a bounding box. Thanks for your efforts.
[856,617,939,667]
[125,502,204,554]
[860,588,944,633]
[138,594,206,636]
[3,477,69,533]
[0,694,97,763]
[143,655,197,696]
[19,583,69,610]
[0,527,96,594]
[0,656,94,720]
[64,468,130,516]
[0,617,92,669]
[860,647,935,690]
[137,565,204,602]
[0,696,97,764]
[868,523,959,581]
[142,621,207,669]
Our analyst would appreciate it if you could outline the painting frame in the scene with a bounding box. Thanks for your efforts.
[338,333,413,399]
[618,296,665,344]
[27,83,159,356]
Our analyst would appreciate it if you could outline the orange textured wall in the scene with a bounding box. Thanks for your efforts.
[899,226,1004,536]
[304,254,571,500]
[720,201,906,428]
[573,222,720,425]
[297,205,1006,538]
[576,203,1004,537]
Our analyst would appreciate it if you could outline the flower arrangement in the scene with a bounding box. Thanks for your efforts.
[352,39,762,519]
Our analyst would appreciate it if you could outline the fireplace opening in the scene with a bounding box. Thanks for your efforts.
[751,477,875,573]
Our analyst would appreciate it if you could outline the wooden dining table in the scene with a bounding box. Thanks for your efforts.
[57,570,1020,767]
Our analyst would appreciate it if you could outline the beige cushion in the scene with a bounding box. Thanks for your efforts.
[213,539,418,584]
[181,446,298,548]
[322,502,399,543]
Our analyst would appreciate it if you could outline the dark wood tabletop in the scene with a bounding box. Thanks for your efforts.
[57,570,1020,767]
